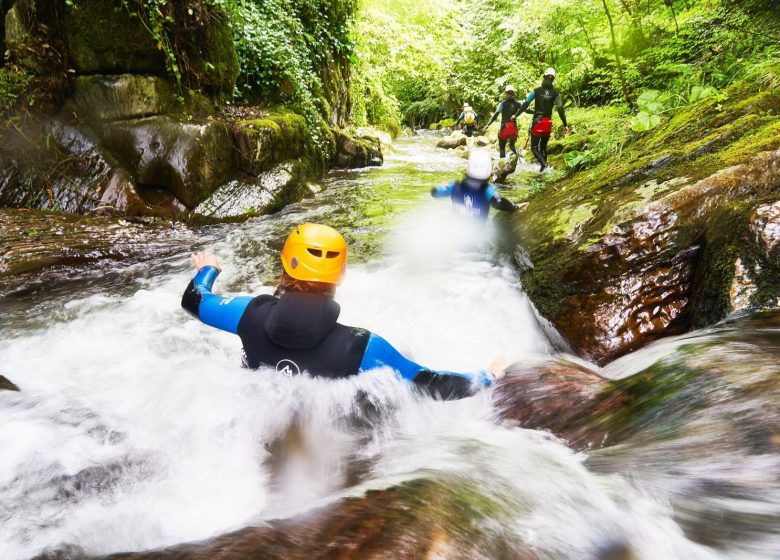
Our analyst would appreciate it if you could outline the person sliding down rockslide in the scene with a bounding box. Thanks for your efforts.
[516,68,570,172]
[485,84,523,159]
[182,224,499,400]
[430,150,520,220]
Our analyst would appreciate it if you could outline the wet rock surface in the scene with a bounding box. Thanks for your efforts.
[495,311,780,552]
[97,117,234,208]
[192,161,314,222]
[0,208,184,291]
[77,480,535,560]
[513,78,780,364]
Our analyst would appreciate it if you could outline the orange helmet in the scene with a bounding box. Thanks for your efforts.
[281,224,347,285]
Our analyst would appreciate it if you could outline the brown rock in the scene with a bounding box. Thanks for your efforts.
[493,357,623,448]
[0,375,20,391]
[95,480,536,560]
[98,170,149,216]
[436,133,467,150]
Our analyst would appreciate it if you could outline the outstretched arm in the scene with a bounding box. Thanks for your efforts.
[431,181,456,199]
[515,90,535,118]
[359,333,491,399]
[484,101,504,128]
[454,112,464,126]
[486,185,518,213]
[181,254,253,334]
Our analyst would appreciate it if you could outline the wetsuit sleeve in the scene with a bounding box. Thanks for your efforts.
[455,113,464,126]
[431,181,456,198]
[487,184,517,213]
[359,333,491,399]
[181,266,253,334]
[555,94,568,127]
[485,102,503,127]
[516,90,535,117]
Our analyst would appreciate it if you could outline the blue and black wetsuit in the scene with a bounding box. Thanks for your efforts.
[431,177,517,220]
[181,267,490,399]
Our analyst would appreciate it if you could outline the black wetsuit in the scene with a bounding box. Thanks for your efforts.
[517,79,568,170]
[486,95,523,158]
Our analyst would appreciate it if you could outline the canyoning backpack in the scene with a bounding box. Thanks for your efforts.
[531,117,553,137]
[464,110,476,125]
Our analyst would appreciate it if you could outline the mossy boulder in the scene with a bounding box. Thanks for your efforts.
[232,111,312,176]
[64,0,166,75]
[332,128,383,169]
[512,76,780,364]
[73,75,175,121]
[96,116,234,208]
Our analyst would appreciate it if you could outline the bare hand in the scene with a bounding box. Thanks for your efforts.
[563,126,571,135]
[191,252,221,272]
[488,357,511,379]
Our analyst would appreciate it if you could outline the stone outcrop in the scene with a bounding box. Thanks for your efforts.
[0,0,381,223]
[513,77,780,364]
[436,131,467,150]
[332,129,383,169]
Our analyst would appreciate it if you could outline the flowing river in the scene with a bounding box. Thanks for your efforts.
[1,137,778,559]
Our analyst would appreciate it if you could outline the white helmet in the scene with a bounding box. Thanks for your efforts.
[467,150,492,181]
[463,103,471,109]
[544,67,556,78]
[505,84,516,93]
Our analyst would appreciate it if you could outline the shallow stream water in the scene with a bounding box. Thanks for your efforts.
[1,138,777,559]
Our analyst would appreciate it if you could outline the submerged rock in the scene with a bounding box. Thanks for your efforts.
[91,479,535,560]
[0,375,20,391]
[436,132,467,150]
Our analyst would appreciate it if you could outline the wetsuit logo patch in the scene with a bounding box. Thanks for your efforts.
[276,359,301,377]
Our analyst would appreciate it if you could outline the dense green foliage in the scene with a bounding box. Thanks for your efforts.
[353,0,780,138]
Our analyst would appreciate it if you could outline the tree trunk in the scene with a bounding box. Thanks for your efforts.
[601,0,632,105]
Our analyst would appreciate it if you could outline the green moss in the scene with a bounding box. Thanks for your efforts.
[64,0,166,74]
[182,12,239,94]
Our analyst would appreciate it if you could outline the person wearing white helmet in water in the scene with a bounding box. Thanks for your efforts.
[485,84,524,159]
[455,103,481,138]
[430,149,520,220]
[515,67,570,172]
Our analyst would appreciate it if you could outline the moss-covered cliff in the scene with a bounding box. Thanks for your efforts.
[0,0,382,223]
[511,70,780,364]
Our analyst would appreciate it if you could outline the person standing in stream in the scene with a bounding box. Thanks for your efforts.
[485,84,523,159]
[455,103,480,138]
[516,68,570,172]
